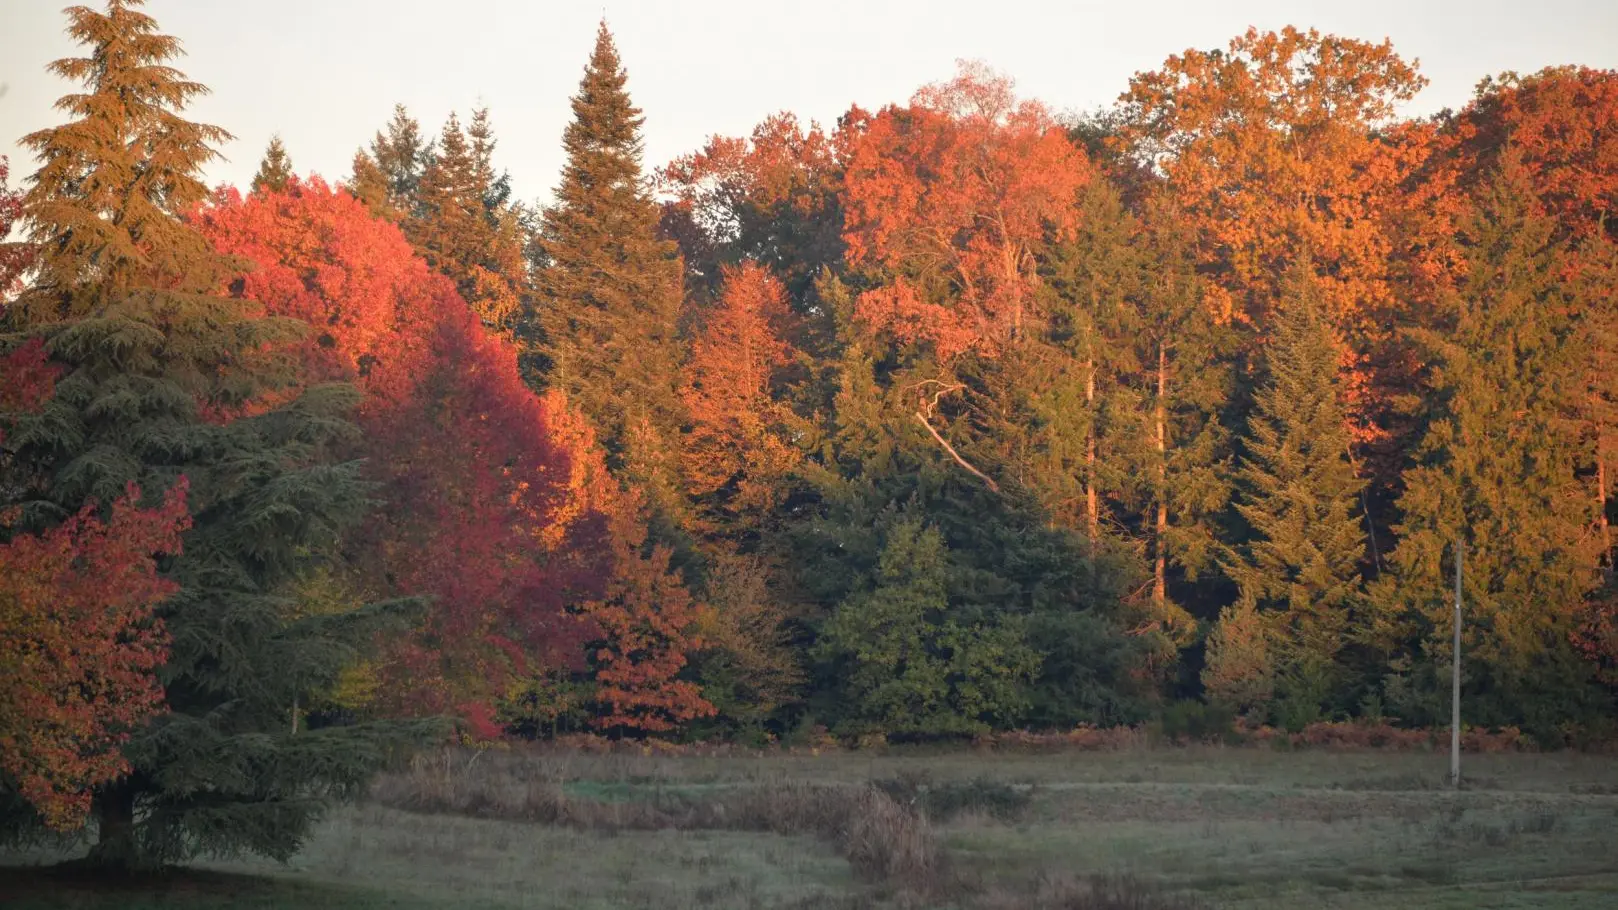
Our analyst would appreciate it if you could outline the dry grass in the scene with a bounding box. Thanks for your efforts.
[11,745,1617,908]
[371,748,941,889]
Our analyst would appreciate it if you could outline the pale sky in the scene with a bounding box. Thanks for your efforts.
[2,0,1615,208]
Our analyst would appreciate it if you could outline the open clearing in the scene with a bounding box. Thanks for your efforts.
[4,746,1617,908]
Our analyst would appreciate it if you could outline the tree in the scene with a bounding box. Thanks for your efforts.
[347,104,432,223]
[1120,196,1234,641]
[814,516,1037,736]
[406,111,528,338]
[2,1,425,866]
[1114,27,1428,444]
[843,61,1090,361]
[251,134,293,194]
[680,262,801,541]
[199,178,600,729]
[0,479,188,832]
[1219,264,1368,722]
[1376,151,1604,734]
[542,390,714,734]
[658,111,846,307]
[533,22,687,522]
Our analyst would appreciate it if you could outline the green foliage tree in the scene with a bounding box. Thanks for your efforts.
[347,103,432,222]
[1215,263,1367,724]
[0,0,428,867]
[405,111,529,337]
[1375,150,1605,735]
[814,517,1037,736]
[531,22,686,520]
[250,134,293,195]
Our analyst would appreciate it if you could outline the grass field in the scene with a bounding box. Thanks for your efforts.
[4,745,1617,908]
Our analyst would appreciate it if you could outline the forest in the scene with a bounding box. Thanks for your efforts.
[1,0,1616,872]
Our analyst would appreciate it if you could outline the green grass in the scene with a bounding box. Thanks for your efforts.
[5,746,1617,908]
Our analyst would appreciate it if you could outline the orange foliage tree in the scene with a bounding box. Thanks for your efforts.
[1,342,190,830]
[679,262,802,540]
[658,112,846,303]
[543,391,715,733]
[1114,27,1427,439]
[843,62,1091,360]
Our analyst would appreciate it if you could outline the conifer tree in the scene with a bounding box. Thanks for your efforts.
[1215,263,1367,722]
[347,104,432,222]
[532,22,686,517]
[1376,150,1603,732]
[251,133,293,194]
[407,111,527,337]
[1120,196,1235,643]
[0,0,426,866]
[814,517,1037,735]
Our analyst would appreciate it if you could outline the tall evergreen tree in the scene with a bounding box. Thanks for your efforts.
[1375,150,1604,734]
[532,22,686,518]
[1213,263,1367,722]
[406,111,528,337]
[250,133,293,195]
[0,0,425,866]
[1121,195,1235,644]
[347,104,432,222]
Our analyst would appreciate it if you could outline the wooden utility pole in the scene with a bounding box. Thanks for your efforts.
[1450,539,1463,788]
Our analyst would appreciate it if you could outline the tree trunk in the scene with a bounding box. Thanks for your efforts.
[1600,449,1612,575]
[1154,343,1168,614]
[87,782,138,870]
[1086,354,1099,547]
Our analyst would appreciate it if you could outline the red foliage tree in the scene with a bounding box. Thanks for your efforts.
[841,62,1091,360]
[199,178,602,725]
[0,157,35,300]
[2,342,189,830]
[658,112,846,302]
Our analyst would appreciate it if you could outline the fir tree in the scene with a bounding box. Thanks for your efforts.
[0,0,427,866]
[250,133,293,195]
[1376,149,1603,733]
[532,22,686,518]
[1215,263,1367,722]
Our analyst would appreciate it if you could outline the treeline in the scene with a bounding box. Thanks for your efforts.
[2,0,1616,868]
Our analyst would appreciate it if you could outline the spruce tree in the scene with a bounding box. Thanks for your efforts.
[250,134,293,195]
[1376,149,1603,733]
[532,22,686,516]
[1,0,426,866]
[1216,263,1367,722]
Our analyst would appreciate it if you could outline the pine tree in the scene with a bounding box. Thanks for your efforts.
[1215,263,1367,722]
[0,0,427,866]
[532,22,686,517]
[1376,149,1603,733]
[251,134,293,194]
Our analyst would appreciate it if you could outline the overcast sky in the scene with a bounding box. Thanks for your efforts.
[2,0,1615,207]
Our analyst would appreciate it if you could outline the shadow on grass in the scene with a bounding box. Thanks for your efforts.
[0,864,426,910]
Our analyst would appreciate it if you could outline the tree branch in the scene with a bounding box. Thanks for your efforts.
[913,410,1000,493]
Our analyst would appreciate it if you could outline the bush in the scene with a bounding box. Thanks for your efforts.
[1156,701,1238,745]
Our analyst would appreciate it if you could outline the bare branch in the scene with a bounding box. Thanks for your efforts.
[913,410,1000,493]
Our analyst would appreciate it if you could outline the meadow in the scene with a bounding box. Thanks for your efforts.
[4,741,1617,909]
